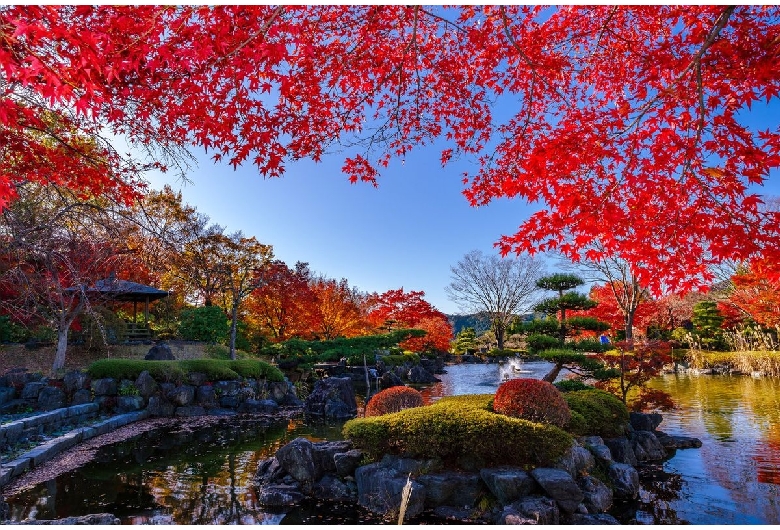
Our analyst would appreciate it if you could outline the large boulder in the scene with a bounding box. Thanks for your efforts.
[580,436,614,468]
[406,365,439,384]
[354,462,426,519]
[604,437,638,466]
[91,378,118,396]
[555,441,596,479]
[37,386,66,411]
[63,371,89,394]
[275,437,317,485]
[304,377,357,419]
[530,468,584,515]
[145,342,175,360]
[166,385,195,407]
[416,470,485,508]
[631,431,667,462]
[480,467,537,505]
[500,496,560,525]
[578,475,613,513]
[630,411,663,432]
[608,462,640,500]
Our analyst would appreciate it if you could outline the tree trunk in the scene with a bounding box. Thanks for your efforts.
[495,322,505,350]
[52,327,69,372]
[624,310,635,348]
[229,303,239,360]
[542,362,563,383]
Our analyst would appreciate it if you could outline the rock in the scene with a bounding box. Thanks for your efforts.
[434,506,478,523]
[530,468,585,514]
[276,437,317,485]
[71,389,92,405]
[62,371,89,394]
[254,457,287,486]
[21,381,46,400]
[91,378,118,396]
[503,495,560,525]
[630,411,663,432]
[0,386,15,405]
[604,437,638,466]
[116,395,144,413]
[555,441,595,479]
[145,342,175,361]
[37,386,66,411]
[187,371,208,386]
[256,484,305,506]
[654,431,703,449]
[174,406,206,417]
[134,371,158,398]
[312,475,356,502]
[480,467,537,505]
[147,396,175,417]
[406,365,439,384]
[214,380,240,397]
[195,385,218,407]
[608,462,640,500]
[378,371,404,390]
[631,430,667,462]
[570,513,621,525]
[237,399,279,414]
[304,377,357,419]
[311,441,353,476]
[580,436,614,468]
[380,454,442,475]
[578,475,613,513]
[416,470,484,508]
[354,462,426,519]
[334,449,364,477]
[166,385,195,407]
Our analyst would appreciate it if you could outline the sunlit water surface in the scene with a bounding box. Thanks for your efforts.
[5,362,780,524]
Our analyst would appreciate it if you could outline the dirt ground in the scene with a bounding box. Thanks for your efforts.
[0,341,217,376]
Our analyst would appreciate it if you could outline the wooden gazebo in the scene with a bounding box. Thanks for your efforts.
[86,274,169,339]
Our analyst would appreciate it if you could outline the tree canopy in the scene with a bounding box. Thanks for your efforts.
[2,5,779,293]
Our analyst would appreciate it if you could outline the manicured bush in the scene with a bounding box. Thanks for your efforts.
[563,389,629,438]
[493,378,571,428]
[86,358,284,383]
[365,386,424,417]
[525,333,561,354]
[343,394,573,469]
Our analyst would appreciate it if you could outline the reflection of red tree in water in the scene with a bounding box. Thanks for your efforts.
[755,426,780,485]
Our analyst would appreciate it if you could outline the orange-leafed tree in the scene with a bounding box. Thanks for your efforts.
[720,262,780,329]
[580,283,658,341]
[309,277,367,340]
[365,288,453,352]
[244,261,318,344]
[2,6,778,295]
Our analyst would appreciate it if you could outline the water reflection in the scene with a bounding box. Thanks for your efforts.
[644,373,780,524]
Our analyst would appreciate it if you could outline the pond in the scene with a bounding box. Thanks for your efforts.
[4,361,780,524]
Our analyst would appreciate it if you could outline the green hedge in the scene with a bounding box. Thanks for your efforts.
[563,389,629,438]
[87,359,284,383]
[343,394,572,469]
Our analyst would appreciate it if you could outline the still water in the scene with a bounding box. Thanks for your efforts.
[4,362,780,524]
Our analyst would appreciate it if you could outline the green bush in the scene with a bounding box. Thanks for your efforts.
[0,316,29,343]
[86,358,284,383]
[178,306,229,343]
[365,386,424,417]
[526,333,561,354]
[563,389,629,438]
[344,394,573,469]
[493,378,571,428]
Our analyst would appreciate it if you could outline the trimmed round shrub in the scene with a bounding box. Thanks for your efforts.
[563,389,629,437]
[365,386,424,417]
[493,378,571,428]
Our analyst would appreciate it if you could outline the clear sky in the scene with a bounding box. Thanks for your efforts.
[142,100,779,317]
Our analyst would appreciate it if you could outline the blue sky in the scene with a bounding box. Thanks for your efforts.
[145,143,531,316]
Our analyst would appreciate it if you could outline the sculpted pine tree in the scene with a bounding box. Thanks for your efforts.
[3,6,779,292]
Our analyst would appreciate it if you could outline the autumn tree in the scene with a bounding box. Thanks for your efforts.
[364,288,453,353]
[0,184,129,372]
[446,250,542,349]
[309,276,366,340]
[244,261,318,344]
[3,6,778,295]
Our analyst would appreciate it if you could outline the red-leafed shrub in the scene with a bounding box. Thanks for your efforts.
[365,386,424,417]
[493,378,571,428]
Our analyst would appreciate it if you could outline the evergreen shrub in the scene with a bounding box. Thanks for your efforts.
[87,358,284,383]
[563,389,629,437]
[554,379,593,392]
[343,394,573,468]
[365,386,424,417]
[493,378,571,428]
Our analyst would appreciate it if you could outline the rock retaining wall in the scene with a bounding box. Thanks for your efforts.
[0,403,99,453]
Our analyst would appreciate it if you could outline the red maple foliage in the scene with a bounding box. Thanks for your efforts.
[719,262,780,328]
[364,288,453,352]
[3,6,779,291]
[575,283,658,339]
[364,386,424,417]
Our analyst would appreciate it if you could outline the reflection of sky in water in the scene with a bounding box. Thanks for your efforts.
[647,373,780,524]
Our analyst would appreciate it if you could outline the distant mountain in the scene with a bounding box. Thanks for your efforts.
[447,312,541,336]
